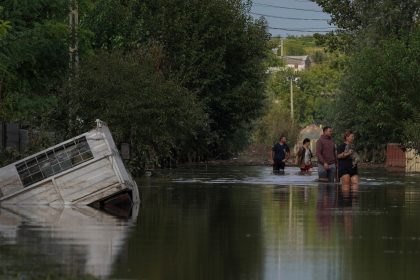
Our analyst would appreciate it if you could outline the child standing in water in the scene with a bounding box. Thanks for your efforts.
[297,138,313,172]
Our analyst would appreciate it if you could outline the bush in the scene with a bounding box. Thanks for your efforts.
[61,46,206,174]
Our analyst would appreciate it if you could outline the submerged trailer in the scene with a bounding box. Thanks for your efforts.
[0,120,139,209]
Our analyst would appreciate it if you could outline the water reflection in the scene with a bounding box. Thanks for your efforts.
[0,204,138,279]
[2,166,420,279]
[144,166,420,280]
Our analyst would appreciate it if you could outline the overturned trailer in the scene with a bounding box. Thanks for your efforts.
[0,120,139,209]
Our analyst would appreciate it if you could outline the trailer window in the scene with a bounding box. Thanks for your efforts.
[16,136,93,187]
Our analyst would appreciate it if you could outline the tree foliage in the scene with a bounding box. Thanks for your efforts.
[0,0,70,126]
[63,46,206,174]
[403,111,420,153]
[297,54,344,125]
[252,101,300,148]
[83,0,270,158]
[0,0,270,169]
[0,6,10,39]
[311,0,420,161]
[333,30,420,161]
[313,0,420,52]
[1,0,418,169]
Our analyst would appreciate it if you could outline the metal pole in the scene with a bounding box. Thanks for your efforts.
[290,78,294,122]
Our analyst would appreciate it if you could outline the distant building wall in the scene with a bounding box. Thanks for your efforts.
[284,56,311,71]
[386,143,420,172]
[386,143,406,168]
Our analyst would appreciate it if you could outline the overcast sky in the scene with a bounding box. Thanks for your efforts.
[250,0,336,37]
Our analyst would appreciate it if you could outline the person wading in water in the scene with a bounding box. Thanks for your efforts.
[271,136,290,173]
[297,138,313,173]
[337,131,360,185]
[316,126,336,182]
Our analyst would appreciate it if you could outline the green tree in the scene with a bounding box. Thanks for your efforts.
[297,53,344,125]
[284,37,307,56]
[313,0,420,52]
[252,101,300,148]
[0,6,10,38]
[312,1,420,161]
[0,0,69,127]
[83,0,270,158]
[63,47,206,174]
[403,111,420,153]
[333,31,420,161]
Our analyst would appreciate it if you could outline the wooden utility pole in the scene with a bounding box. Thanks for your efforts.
[280,38,284,57]
[69,0,79,75]
[290,77,294,122]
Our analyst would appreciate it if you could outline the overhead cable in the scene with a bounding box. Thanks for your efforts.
[268,26,335,32]
[251,12,329,21]
[253,2,325,13]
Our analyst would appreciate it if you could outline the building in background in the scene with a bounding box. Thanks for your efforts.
[284,55,311,71]
[386,143,420,172]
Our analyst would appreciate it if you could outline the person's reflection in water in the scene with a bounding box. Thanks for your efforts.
[316,183,359,239]
[316,184,336,238]
[340,183,359,205]
[338,182,359,239]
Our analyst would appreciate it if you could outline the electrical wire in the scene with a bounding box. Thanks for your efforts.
[253,2,325,13]
[251,12,329,21]
[268,26,335,32]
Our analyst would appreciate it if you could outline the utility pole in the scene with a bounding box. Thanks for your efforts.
[290,77,294,122]
[69,0,79,75]
[280,38,284,57]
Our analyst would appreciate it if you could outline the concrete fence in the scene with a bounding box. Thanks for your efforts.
[0,122,29,153]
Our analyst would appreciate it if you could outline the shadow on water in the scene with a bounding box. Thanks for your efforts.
[0,204,139,279]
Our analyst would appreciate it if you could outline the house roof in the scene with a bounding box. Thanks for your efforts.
[284,55,309,66]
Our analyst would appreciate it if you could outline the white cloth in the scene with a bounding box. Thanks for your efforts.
[304,148,311,165]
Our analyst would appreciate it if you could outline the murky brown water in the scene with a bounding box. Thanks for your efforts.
[1,166,420,279]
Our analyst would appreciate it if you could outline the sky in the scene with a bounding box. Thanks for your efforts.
[250,0,336,37]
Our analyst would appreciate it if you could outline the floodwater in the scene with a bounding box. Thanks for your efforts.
[1,166,420,280]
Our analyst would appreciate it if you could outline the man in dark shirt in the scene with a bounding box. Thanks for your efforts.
[271,136,290,173]
[316,126,336,182]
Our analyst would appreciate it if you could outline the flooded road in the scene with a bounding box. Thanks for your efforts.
[1,166,420,279]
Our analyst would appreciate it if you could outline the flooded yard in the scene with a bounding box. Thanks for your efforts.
[1,166,420,279]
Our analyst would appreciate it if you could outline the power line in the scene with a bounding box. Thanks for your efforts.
[251,12,329,21]
[253,2,325,13]
[268,26,335,32]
